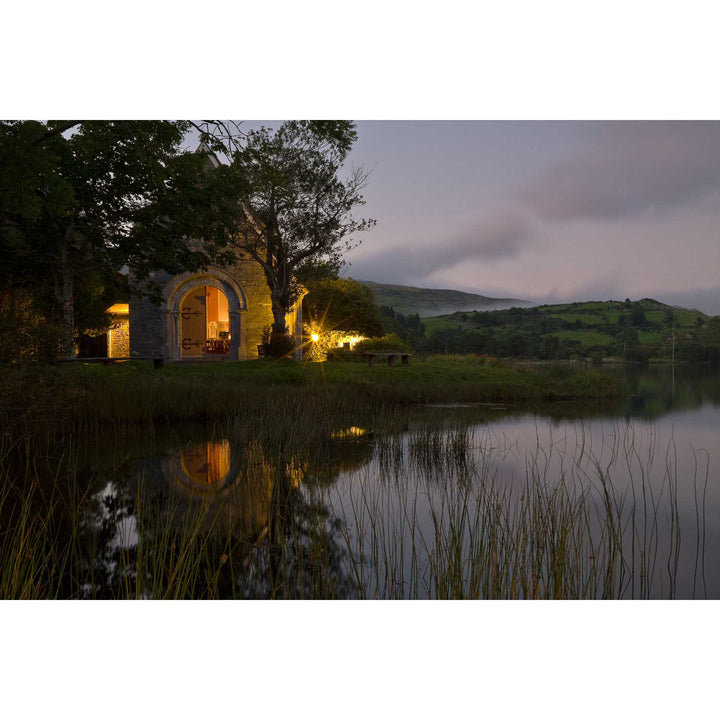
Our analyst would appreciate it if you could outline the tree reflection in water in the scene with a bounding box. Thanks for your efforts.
[89,429,374,599]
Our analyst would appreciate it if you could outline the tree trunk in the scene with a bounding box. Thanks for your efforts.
[61,271,75,360]
[270,287,288,343]
[267,279,298,358]
[59,240,76,360]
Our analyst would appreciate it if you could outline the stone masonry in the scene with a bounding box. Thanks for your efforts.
[129,251,304,361]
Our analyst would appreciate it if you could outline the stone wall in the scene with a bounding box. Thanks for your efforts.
[229,256,274,358]
[107,317,130,358]
[129,270,172,357]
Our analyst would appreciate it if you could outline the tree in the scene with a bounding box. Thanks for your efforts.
[630,305,646,328]
[617,327,640,357]
[379,306,426,346]
[1,121,236,358]
[538,335,560,360]
[226,121,375,355]
[302,277,383,338]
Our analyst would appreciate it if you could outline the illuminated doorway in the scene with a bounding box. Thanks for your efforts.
[180,286,231,357]
[180,440,232,487]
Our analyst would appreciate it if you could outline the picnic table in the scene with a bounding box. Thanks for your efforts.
[66,356,165,369]
[360,352,412,366]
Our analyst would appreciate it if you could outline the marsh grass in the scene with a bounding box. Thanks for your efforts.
[38,357,622,429]
[327,421,710,599]
[0,360,708,600]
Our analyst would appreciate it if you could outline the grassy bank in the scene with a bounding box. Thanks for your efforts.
[43,355,622,427]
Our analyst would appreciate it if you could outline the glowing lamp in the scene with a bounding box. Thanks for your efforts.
[311,333,320,342]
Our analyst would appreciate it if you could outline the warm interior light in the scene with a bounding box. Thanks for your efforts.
[336,334,365,349]
[106,303,129,315]
[311,333,320,342]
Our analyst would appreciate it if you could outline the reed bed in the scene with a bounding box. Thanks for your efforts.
[1,408,709,599]
[0,358,622,440]
[327,421,710,599]
[0,357,709,600]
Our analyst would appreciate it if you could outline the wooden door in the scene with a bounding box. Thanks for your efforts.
[181,288,207,356]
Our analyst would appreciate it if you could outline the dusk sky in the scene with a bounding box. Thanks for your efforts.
[329,121,720,315]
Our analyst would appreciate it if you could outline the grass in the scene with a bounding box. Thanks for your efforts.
[545,330,615,348]
[645,310,667,324]
[296,420,709,599]
[420,315,459,334]
[638,331,663,344]
[46,356,623,427]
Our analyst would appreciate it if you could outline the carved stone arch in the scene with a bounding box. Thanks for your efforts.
[163,267,248,360]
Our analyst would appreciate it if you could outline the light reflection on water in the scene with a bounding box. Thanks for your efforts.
[329,408,718,598]
[99,364,719,598]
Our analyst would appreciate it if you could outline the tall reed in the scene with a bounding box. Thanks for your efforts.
[0,399,710,599]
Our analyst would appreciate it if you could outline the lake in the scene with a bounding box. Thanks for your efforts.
[20,363,720,599]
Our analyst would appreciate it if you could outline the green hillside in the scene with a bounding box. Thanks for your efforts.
[358,280,531,318]
[416,298,719,361]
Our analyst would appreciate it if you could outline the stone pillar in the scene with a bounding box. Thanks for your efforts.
[129,297,164,358]
[167,309,180,360]
[231,311,245,360]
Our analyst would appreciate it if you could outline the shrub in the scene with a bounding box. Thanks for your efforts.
[0,288,62,364]
[354,333,410,354]
[326,347,362,362]
[268,333,297,359]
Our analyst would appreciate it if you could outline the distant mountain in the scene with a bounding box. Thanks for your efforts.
[358,280,532,318]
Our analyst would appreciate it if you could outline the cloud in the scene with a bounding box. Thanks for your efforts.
[347,210,532,284]
[652,286,720,316]
[518,122,720,222]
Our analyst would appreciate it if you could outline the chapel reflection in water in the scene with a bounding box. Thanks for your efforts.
[152,429,372,540]
[174,439,232,491]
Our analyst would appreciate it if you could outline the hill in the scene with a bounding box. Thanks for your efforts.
[415,298,719,361]
[358,280,531,317]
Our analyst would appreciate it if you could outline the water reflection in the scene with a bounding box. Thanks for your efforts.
[89,369,720,597]
[330,426,368,440]
[171,440,233,493]
[92,427,377,598]
[605,362,720,417]
[8,365,716,598]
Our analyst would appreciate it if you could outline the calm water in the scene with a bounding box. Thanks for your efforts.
[74,364,720,598]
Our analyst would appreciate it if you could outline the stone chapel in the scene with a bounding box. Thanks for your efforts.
[105,145,304,362]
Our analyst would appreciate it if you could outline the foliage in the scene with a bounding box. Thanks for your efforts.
[295,259,342,285]
[420,298,717,360]
[379,305,426,347]
[0,121,239,357]
[225,121,375,353]
[0,286,62,364]
[1,120,376,362]
[354,333,411,354]
[268,332,298,359]
[303,277,383,337]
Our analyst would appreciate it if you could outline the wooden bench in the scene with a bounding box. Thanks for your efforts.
[361,352,412,366]
[67,356,166,369]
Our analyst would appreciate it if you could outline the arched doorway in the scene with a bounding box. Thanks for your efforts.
[164,269,247,361]
[180,285,232,357]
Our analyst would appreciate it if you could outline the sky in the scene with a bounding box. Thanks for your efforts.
[334,121,720,315]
